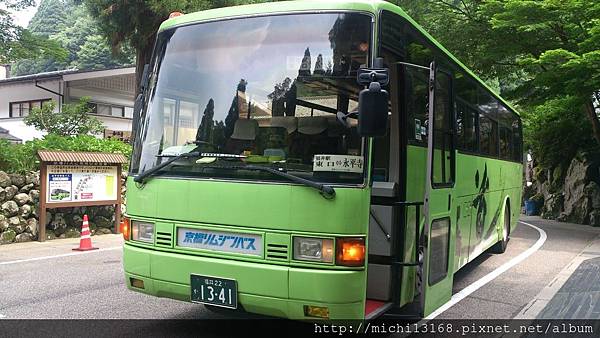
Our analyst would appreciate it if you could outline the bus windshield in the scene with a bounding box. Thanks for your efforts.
[131,13,372,185]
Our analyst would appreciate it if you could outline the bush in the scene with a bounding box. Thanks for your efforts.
[0,134,131,173]
[24,97,105,137]
[523,96,597,170]
[530,193,544,204]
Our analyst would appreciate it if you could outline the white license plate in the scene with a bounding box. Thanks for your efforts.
[191,274,237,309]
[177,227,262,256]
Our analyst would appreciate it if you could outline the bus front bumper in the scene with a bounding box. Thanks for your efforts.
[123,244,365,320]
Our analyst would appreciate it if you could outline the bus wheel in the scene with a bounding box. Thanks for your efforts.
[491,207,510,254]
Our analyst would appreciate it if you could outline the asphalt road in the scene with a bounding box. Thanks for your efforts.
[0,216,599,323]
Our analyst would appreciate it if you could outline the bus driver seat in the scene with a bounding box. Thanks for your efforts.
[290,117,329,163]
[226,118,259,154]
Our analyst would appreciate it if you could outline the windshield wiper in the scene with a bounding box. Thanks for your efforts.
[134,151,201,184]
[204,164,336,200]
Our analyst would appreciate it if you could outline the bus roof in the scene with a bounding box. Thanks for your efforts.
[159,0,520,117]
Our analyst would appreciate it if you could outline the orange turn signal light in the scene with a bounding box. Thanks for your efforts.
[130,278,145,289]
[336,237,365,267]
[304,305,329,319]
[121,217,130,241]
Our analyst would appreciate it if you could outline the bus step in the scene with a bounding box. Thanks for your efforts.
[365,300,394,320]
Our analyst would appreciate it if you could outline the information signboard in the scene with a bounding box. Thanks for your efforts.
[46,165,118,203]
[37,150,127,242]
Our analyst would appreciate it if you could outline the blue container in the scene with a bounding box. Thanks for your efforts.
[525,199,539,216]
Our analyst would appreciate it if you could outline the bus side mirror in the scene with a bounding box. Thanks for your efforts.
[356,60,389,137]
[357,82,389,137]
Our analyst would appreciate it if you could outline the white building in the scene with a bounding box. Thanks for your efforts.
[0,66,135,142]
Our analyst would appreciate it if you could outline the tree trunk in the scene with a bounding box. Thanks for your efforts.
[584,100,600,148]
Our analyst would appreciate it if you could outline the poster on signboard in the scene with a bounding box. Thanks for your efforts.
[48,174,73,201]
[46,165,118,203]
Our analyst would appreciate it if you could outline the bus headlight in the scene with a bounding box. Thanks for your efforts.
[131,221,154,243]
[293,237,334,263]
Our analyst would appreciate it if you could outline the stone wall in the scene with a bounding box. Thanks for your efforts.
[0,171,40,244]
[0,170,126,244]
[532,152,600,226]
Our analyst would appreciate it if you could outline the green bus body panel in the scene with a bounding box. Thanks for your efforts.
[123,244,366,319]
[405,145,522,270]
[404,145,521,316]
[126,178,370,234]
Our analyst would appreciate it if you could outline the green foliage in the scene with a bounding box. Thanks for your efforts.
[27,0,70,37]
[11,0,133,76]
[0,0,67,63]
[396,0,600,170]
[24,97,105,137]
[0,134,132,173]
[72,35,123,70]
[523,96,594,168]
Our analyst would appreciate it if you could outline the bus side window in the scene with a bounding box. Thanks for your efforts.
[456,100,477,152]
[499,126,511,159]
[512,118,523,162]
[479,115,498,157]
[432,71,454,185]
[406,68,429,144]
[372,124,391,182]
[455,72,478,152]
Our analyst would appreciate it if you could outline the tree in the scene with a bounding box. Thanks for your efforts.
[196,98,215,143]
[0,0,66,64]
[24,97,105,136]
[298,47,311,76]
[395,0,600,168]
[314,54,325,75]
[12,1,132,76]
[72,35,123,70]
[27,0,70,37]
[268,77,292,117]
[83,0,267,95]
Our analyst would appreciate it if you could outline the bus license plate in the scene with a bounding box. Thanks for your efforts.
[190,274,237,309]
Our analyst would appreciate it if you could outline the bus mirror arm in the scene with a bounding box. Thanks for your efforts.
[336,111,357,128]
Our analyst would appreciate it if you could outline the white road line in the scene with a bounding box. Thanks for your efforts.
[424,220,547,320]
[0,246,122,266]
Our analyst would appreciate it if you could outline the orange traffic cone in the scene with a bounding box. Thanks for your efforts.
[73,215,98,251]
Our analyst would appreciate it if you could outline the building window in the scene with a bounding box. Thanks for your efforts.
[87,101,132,118]
[9,99,51,118]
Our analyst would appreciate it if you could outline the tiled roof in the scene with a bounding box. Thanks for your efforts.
[0,127,22,142]
[37,150,128,164]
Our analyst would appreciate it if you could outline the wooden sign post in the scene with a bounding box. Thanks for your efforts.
[37,150,128,242]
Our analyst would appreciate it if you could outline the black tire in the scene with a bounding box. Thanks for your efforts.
[491,206,510,254]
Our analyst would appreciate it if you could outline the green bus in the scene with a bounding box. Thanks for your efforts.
[122,0,523,320]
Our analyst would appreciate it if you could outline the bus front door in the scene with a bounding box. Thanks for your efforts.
[420,62,456,318]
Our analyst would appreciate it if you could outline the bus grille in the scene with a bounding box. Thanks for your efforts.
[266,243,289,261]
[155,231,173,248]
